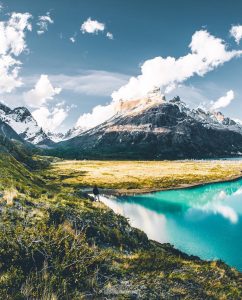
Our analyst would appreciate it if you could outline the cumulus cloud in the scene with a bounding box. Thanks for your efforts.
[230,25,242,44]
[24,74,62,108]
[32,105,68,132]
[73,29,242,131]
[0,12,32,93]
[24,75,68,132]
[112,30,242,101]
[75,103,115,129]
[211,90,235,111]
[106,32,113,40]
[81,17,105,34]
[37,12,53,35]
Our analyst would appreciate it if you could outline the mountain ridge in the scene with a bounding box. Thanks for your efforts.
[51,92,242,159]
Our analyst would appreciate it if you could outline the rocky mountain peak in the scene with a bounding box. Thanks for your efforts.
[11,107,32,122]
[116,87,166,116]
[0,102,53,146]
[170,96,181,103]
[147,86,164,102]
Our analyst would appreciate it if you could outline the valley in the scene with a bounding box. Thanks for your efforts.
[1,2,242,298]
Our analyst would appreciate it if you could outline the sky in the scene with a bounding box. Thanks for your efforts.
[2,0,242,132]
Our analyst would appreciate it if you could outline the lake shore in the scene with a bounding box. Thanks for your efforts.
[99,173,242,196]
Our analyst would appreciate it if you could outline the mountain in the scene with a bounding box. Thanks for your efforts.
[63,126,85,140]
[46,131,66,143]
[0,102,53,146]
[46,126,84,143]
[0,119,25,143]
[53,90,242,159]
[0,118,39,168]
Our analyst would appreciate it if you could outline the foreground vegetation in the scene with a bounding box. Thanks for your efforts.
[49,159,242,194]
[0,153,241,299]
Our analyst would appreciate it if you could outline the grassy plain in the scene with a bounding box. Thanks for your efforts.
[49,159,242,194]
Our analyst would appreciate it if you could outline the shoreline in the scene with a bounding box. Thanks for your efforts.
[93,174,242,197]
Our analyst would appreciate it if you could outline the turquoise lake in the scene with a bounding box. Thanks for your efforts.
[101,179,242,271]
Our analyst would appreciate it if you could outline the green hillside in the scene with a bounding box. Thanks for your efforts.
[0,149,241,299]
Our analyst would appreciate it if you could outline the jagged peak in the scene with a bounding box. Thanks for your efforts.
[0,102,53,145]
[12,106,32,117]
[116,87,166,115]
[147,86,164,101]
[170,96,181,103]
[0,103,32,118]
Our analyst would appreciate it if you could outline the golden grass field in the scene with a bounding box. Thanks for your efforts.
[48,159,242,194]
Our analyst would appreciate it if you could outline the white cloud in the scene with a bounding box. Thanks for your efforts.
[24,74,62,108]
[73,29,242,132]
[69,32,77,43]
[112,30,242,101]
[230,25,242,44]
[37,30,44,35]
[24,75,67,132]
[50,70,129,96]
[106,32,113,40]
[37,12,53,35]
[81,17,105,34]
[32,105,68,132]
[0,12,32,93]
[75,103,115,130]
[211,90,235,111]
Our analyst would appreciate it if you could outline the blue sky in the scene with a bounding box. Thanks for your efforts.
[2,0,242,132]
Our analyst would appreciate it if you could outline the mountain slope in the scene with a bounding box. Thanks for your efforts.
[0,119,24,142]
[0,103,53,146]
[53,95,242,159]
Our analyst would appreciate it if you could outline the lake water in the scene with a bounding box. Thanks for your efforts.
[101,179,242,271]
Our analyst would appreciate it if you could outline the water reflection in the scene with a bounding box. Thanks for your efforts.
[101,179,242,270]
[101,196,168,242]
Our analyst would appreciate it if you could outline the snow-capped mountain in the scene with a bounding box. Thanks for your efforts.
[46,131,66,143]
[0,119,24,143]
[54,88,242,159]
[47,126,85,143]
[63,126,85,140]
[0,103,53,146]
[168,96,242,132]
